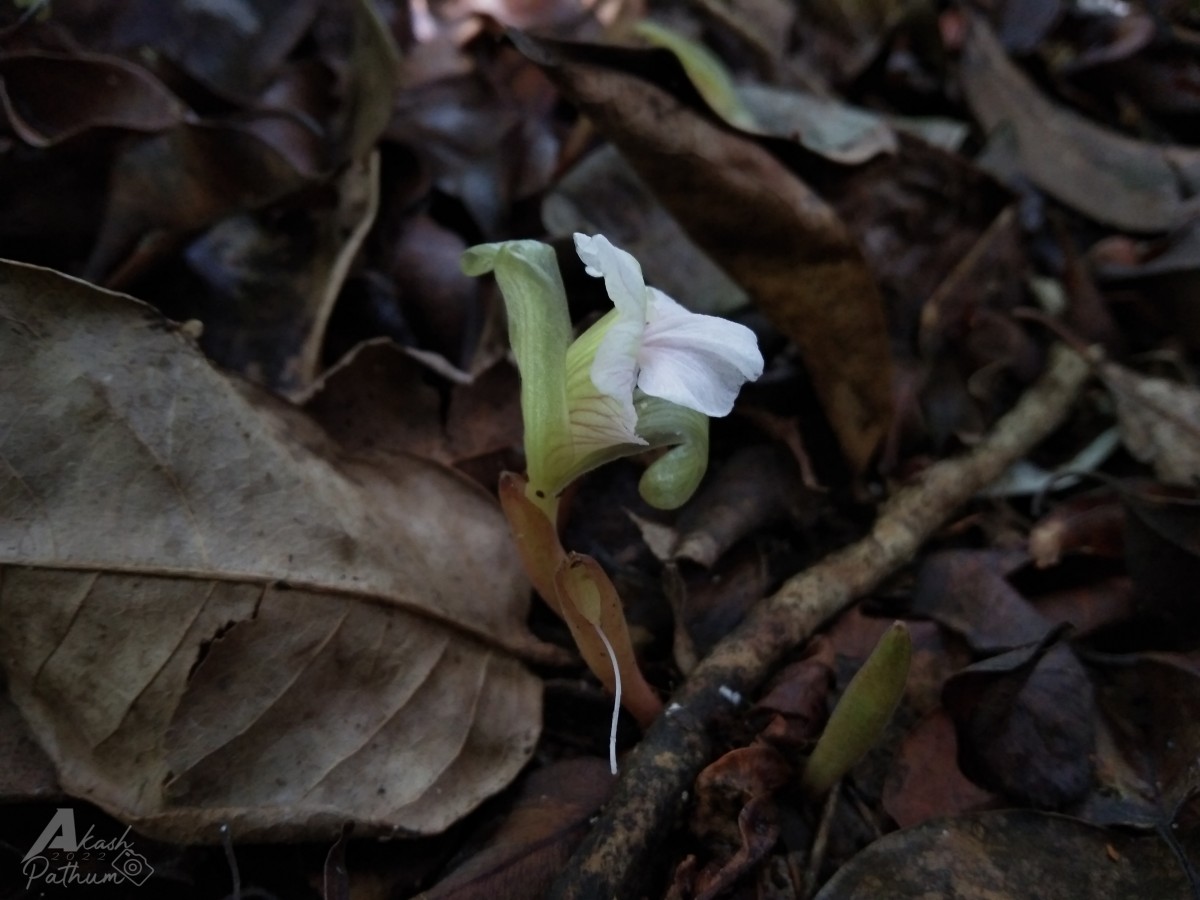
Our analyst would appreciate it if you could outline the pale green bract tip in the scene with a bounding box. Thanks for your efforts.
[634,396,709,509]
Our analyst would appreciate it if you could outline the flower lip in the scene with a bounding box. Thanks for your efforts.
[573,233,764,420]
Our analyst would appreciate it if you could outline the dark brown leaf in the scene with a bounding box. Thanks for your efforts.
[752,637,836,750]
[1029,491,1126,568]
[910,549,1054,653]
[174,152,379,394]
[1120,481,1200,641]
[84,121,313,282]
[1083,651,1200,827]
[943,638,1096,808]
[416,758,615,900]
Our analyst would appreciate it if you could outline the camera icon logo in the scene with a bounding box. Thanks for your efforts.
[111,847,154,886]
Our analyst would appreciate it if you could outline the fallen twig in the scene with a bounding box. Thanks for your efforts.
[547,344,1091,900]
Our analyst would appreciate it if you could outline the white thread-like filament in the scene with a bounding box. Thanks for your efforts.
[592,621,622,775]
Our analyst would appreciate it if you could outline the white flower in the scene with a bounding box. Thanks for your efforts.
[463,234,765,509]
[573,234,764,429]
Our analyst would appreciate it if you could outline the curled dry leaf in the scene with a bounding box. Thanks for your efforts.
[1028,491,1125,568]
[0,51,186,147]
[84,120,314,283]
[0,260,542,842]
[513,31,893,474]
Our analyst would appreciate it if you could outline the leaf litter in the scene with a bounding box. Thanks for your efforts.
[1,0,1200,898]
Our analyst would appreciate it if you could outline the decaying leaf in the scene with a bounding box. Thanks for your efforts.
[910,549,1053,653]
[942,637,1095,809]
[0,689,61,802]
[513,31,893,474]
[180,152,380,395]
[813,809,1199,899]
[1083,651,1200,828]
[0,259,542,842]
[1119,481,1200,639]
[961,14,1200,233]
[881,709,997,828]
[1100,360,1200,486]
[416,758,615,900]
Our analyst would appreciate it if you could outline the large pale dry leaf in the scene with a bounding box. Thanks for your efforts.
[0,259,542,842]
[961,14,1200,233]
[513,32,893,474]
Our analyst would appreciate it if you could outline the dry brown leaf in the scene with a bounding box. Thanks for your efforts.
[961,14,1200,233]
[0,259,542,842]
[513,32,893,474]
[1100,361,1200,486]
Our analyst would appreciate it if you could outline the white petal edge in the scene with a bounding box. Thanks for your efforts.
[637,289,763,416]
[573,233,649,319]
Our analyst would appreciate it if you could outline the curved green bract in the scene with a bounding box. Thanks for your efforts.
[634,396,710,509]
[462,241,572,494]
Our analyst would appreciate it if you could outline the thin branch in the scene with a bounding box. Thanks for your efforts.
[546,343,1091,900]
